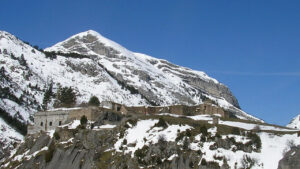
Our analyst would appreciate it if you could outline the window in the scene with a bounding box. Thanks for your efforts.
[59,121,62,126]
[49,122,52,126]
[117,106,121,111]
[40,122,43,126]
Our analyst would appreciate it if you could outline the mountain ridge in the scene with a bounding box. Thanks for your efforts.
[45,30,240,107]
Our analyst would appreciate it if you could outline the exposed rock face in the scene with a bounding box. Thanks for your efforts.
[278,146,300,169]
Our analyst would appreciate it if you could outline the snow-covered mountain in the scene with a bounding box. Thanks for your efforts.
[287,114,300,129]
[0,30,262,159]
[45,30,240,107]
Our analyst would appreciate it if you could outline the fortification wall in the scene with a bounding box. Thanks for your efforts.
[28,111,69,134]
[125,103,225,117]
[28,102,226,135]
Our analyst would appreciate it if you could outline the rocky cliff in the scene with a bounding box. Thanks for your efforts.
[278,145,300,169]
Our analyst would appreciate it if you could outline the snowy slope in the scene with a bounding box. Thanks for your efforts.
[0,29,264,155]
[0,118,23,162]
[114,117,299,169]
[0,30,263,118]
[287,114,300,129]
[0,29,266,159]
[45,30,240,108]
[0,29,263,131]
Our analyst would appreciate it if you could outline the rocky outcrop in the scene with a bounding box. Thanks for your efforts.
[3,111,268,169]
[278,146,300,169]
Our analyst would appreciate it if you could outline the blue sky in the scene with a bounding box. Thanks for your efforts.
[1,0,299,125]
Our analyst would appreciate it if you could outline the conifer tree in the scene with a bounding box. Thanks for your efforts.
[88,96,100,106]
[56,86,76,107]
[42,83,53,110]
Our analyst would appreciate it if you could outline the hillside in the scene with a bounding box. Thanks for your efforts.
[0,29,261,161]
[2,112,299,169]
[1,29,300,168]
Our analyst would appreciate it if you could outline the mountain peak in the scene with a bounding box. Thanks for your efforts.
[45,30,130,57]
[73,29,107,40]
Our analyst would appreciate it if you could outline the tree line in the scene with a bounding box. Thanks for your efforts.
[42,84,100,110]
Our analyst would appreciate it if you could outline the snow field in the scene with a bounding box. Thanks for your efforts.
[113,117,300,169]
[114,119,192,157]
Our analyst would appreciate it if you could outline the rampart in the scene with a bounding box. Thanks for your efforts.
[28,101,225,134]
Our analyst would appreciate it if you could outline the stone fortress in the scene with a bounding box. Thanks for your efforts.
[28,100,226,134]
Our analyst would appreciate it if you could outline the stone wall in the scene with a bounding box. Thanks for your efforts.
[125,103,225,117]
[100,101,113,109]
[28,102,226,135]
[67,107,102,121]
[28,105,124,134]
[28,110,69,134]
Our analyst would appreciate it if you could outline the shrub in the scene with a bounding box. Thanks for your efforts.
[176,132,185,141]
[231,127,241,135]
[18,54,27,67]
[186,129,192,137]
[3,49,8,54]
[215,132,221,138]
[201,158,207,165]
[200,135,206,142]
[33,45,39,50]
[122,139,127,145]
[156,157,162,164]
[135,145,149,164]
[154,117,168,128]
[253,125,261,132]
[44,51,57,59]
[53,132,60,140]
[241,155,257,169]
[200,126,208,136]
[206,161,220,168]
[119,130,125,138]
[77,124,86,130]
[287,139,296,149]
[183,137,190,150]
[80,115,88,126]
[158,134,167,151]
[88,96,100,106]
[247,132,262,150]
